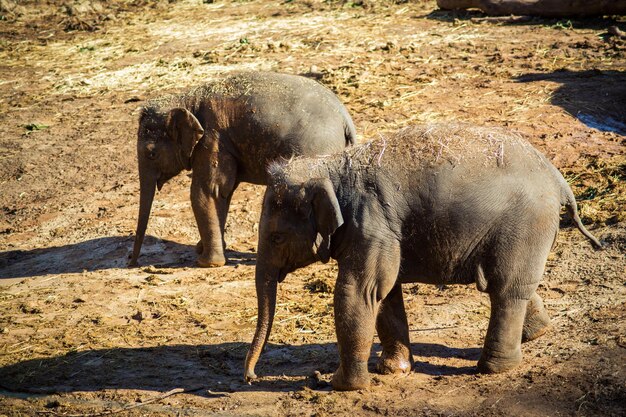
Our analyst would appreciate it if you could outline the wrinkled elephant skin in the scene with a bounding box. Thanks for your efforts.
[129,71,356,267]
[245,123,602,390]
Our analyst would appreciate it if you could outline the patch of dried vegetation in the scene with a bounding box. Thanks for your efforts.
[564,156,626,225]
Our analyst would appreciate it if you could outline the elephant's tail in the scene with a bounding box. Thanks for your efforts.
[559,175,603,250]
[343,113,357,147]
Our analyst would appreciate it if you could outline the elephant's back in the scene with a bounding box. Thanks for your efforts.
[194,71,347,115]
[383,124,545,172]
[217,73,353,182]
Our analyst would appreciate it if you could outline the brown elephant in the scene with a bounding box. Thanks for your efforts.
[244,123,602,390]
[129,72,356,268]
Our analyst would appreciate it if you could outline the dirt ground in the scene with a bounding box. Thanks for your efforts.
[0,1,625,416]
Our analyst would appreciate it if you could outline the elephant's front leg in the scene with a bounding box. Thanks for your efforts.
[192,152,237,267]
[375,284,413,375]
[331,275,377,391]
[331,240,401,391]
[191,179,228,267]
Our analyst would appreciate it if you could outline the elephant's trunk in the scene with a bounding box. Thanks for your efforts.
[128,169,157,267]
[244,264,279,382]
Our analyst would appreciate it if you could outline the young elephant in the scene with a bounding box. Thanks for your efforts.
[129,71,356,267]
[244,124,602,390]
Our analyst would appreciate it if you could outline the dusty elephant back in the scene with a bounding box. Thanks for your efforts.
[192,72,345,107]
[278,123,551,185]
[361,123,546,172]
[149,72,354,134]
[142,71,353,127]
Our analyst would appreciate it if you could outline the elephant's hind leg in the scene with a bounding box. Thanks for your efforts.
[375,284,413,375]
[478,206,557,373]
[522,291,551,343]
[478,294,528,373]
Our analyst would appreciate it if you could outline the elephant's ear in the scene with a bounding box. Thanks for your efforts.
[307,178,344,263]
[166,108,204,170]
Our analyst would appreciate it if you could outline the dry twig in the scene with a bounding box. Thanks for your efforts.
[38,386,223,417]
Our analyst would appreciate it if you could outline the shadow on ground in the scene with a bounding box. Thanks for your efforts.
[0,342,480,396]
[0,236,256,279]
[517,69,626,135]
[424,8,626,31]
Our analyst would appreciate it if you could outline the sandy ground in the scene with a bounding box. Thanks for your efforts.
[0,1,625,416]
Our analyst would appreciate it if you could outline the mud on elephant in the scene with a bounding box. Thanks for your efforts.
[129,71,356,267]
[244,123,602,390]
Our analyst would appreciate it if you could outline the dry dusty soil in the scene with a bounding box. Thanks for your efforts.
[0,1,625,416]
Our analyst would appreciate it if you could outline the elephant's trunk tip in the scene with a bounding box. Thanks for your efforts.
[244,367,257,384]
[127,253,139,268]
[128,234,146,267]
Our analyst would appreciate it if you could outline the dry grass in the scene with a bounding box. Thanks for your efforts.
[564,156,626,225]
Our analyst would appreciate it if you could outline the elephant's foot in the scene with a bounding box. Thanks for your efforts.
[195,240,203,254]
[522,295,552,343]
[331,361,370,391]
[522,311,551,342]
[522,321,551,343]
[477,348,521,374]
[376,351,413,375]
[197,253,226,268]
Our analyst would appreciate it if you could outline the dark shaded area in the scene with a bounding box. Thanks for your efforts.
[409,343,481,376]
[0,236,256,279]
[0,341,480,396]
[434,0,626,17]
[516,69,626,135]
[425,8,626,31]
[2,344,624,416]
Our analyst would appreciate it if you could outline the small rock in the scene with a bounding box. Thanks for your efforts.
[45,400,61,409]
[309,370,329,388]
[131,311,143,322]
[608,25,626,39]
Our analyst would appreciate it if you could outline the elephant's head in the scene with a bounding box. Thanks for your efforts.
[128,107,204,267]
[244,175,344,382]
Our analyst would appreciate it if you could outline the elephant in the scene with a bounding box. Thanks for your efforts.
[128,71,356,268]
[243,123,602,391]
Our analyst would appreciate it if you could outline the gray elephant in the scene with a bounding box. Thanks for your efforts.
[243,123,601,390]
[129,71,356,267]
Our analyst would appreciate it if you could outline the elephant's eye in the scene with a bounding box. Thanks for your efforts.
[270,233,286,245]
[146,147,157,160]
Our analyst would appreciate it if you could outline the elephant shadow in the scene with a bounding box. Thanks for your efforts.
[423,7,623,30]
[515,69,626,136]
[0,235,256,280]
[406,342,481,376]
[0,341,480,396]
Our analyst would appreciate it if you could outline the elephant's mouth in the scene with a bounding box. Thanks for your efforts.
[156,172,177,191]
[156,177,165,191]
[279,268,289,282]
